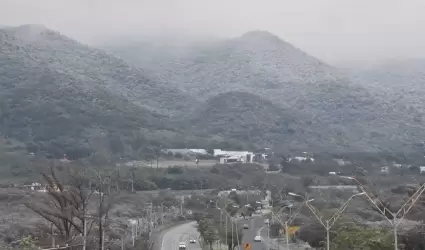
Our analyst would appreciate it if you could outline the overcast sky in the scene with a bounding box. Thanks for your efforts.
[1,0,425,65]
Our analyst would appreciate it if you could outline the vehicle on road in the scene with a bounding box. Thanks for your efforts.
[189,239,197,243]
[264,219,270,224]
[178,242,187,249]
[243,224,249,229]
[254,236,262,242]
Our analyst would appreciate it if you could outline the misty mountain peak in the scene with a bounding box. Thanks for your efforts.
[8,24,48,34]
[238,30,285,45]
[3,24,69,44]
[241,30,279,39]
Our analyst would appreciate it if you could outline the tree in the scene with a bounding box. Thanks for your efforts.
[19,236,37,250]
[25,166,119,250]
[198,218,219,250]
[25,167,86,243]
[221,225,243,250]
[207,148,214,156]
[228,191,241,205]
[332,225,393,250]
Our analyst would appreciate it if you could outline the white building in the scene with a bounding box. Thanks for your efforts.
[381,166,389,174]
[214,149,254,163]
[288,156,315,163]
[167,149,208,155]
[218,189,261,197]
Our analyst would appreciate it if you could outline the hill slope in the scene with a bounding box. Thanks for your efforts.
[0,25,196,157]
[0,25,195,115]
[105,31,425,151]
[184,91,293,144]
[351,59,425,115]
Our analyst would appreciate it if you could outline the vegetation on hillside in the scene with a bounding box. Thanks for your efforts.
[104,30,425,152]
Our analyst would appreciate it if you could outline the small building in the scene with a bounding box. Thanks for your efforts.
[167,148,208,155]
[288,156,315,163]
[59,154,71,163]
[381,166,389,174]
[333,159,351,166]
[214,149,254,163]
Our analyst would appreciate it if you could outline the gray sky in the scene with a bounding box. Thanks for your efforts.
[1,0,425,65]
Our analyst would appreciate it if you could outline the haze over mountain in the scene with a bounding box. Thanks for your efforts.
[0,24,198,158]
[3,0,425,64]
[350,58,425,121]
[1,24,425,156]
[105,30,425,152]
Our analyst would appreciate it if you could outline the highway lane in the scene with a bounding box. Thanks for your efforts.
[161,221,201,250]
[238,217,267,250]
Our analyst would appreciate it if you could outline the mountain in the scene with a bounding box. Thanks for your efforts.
[104,31,425,151]
[184,91,293,144]
[2,25,425,155]
[105,31,341,99]
[351,59,425,114]
[1,25,195,115]
[0,25,197,158]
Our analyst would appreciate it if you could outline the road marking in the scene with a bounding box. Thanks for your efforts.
[161,228,171,250]
[257,226,264,236]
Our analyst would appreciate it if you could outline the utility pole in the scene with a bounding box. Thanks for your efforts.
[50,223,55,248]
[267,223,270,250]
[180,196,184,216]
[101,229,105,250]
[231,219,234,250]
[160,204,164,224]
[83,214,87,250]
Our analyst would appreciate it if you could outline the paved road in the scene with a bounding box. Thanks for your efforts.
[161,221,201,250]
[238,217,267,250]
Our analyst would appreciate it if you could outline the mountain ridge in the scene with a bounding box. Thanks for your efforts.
[0,25,199,157]
[103,30,425,152]
[2,25,425,155]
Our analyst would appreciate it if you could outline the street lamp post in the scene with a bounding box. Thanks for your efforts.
[218,208,241,250]
[288,192,365,250]
[275,198,314,250]
[340,176,425,250]
[129,219,137,246]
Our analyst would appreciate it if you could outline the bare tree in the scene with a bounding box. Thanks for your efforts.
[25,167,84,243]
[26,166,119,250]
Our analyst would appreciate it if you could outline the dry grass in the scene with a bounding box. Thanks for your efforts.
[0,188,183,246]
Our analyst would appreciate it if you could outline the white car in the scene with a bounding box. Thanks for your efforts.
[254,235,262,242]
[189,239,197,243]
[178,242,187,249]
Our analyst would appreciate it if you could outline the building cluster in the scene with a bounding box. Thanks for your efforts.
[380,163,425,174]
[165,148,269,164]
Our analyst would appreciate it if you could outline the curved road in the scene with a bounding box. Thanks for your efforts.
[160,217,268,250]
[161,222,201,250]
